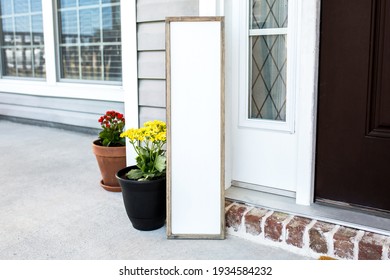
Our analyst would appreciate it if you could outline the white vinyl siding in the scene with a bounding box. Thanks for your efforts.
[136,0,198,125]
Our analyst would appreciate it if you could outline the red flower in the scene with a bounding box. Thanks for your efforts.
[98,111,124,127]
[97,110,125,146]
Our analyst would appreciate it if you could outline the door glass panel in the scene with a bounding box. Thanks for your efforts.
[249,0,288,122]
[250,35,287,121]
[251,0,288,29]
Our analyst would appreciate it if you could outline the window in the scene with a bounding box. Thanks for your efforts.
[0,0,134,102]
[249,0,287,121]
[239,0,297,132]
[57,0,122,82]
[0,0,122,83]
[0,0,45,78]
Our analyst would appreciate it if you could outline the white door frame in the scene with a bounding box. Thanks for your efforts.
[122,0,139,165]
[201,0,321,206]
[293,0,321,205]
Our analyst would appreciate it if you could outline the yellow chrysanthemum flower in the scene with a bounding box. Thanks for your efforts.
[120,120,167,181]
[121,120,166,144]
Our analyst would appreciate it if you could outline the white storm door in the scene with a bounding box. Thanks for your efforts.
[231,0,298,196]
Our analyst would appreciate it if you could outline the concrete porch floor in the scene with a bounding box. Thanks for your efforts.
[0,119,309,260]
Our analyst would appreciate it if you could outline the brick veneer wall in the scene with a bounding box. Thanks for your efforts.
[225,200,390,260]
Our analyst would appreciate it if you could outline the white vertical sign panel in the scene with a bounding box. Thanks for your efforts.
[166,17,225,239]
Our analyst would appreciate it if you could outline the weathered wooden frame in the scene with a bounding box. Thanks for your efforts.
[166,17,225,239]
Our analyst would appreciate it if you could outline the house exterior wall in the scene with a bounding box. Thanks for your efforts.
[0,0,128,130]
[0,0,199,130]
[0,92,123,129]
[136,0,199,125]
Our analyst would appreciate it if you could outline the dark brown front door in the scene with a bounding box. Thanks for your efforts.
[316,0,390,213]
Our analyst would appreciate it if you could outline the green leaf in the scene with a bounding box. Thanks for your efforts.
[154,155,166,172]
[135,155,142,165]
[119,137,126,146]
[126,169,144,180]
[102,139,110,146]
[139,147,149,158]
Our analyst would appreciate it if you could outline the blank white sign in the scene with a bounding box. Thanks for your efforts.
[166,17,225,239]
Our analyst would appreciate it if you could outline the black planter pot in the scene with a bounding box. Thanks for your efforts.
[116,166,166,231]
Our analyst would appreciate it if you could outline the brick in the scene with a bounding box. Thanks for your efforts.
[244,208,269,236]
[309,221,335,254]
[264,212,289,242]
[226,204,247,231]
[286,216,311,248]
[388,238,390,260]
[358,232,386,260]
[333,227,358,259]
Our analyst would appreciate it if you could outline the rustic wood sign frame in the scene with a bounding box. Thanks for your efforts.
[166,17,225,239]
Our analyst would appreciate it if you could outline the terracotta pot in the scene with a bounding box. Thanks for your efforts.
[92,140,126,192]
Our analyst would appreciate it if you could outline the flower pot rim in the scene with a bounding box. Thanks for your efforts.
[92,139,126,157]
[116,165,166,185]
[92,139,126,147]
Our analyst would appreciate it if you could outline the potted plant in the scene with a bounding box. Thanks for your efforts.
[116,120,167,231]
[92,110,126,192]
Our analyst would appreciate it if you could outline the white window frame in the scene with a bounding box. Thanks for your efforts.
[55,0,122,84]
[238,0,298,133]
[0,0,137,103]
[0,0,46,79]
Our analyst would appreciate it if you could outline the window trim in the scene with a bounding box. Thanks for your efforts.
[238,0,298,133]
[0,0,133,102]
[0,0,46,79]
[55,0,122,83]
